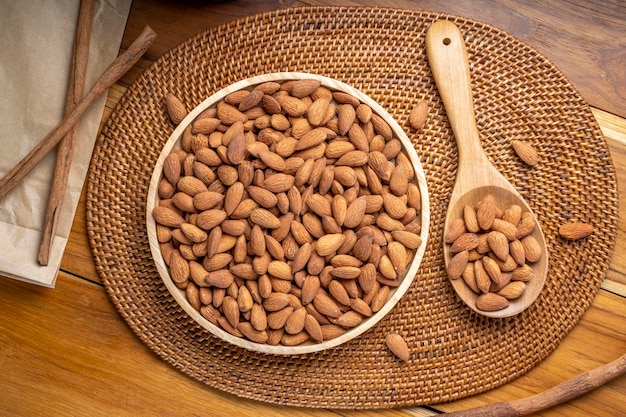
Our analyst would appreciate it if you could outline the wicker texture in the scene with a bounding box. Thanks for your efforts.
[86,7,618,408]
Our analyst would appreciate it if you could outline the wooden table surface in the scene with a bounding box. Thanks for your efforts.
[2,1,625,416]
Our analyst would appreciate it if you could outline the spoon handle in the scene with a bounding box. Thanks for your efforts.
[425,20,487,170]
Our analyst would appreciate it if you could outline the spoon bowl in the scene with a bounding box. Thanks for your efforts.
[426,20,548,317]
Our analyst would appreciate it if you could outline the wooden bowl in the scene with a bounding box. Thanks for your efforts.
[146,72,430,355]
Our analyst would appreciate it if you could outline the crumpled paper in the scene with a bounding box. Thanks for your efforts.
[0,0,132,287]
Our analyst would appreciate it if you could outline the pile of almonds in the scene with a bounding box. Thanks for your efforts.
[153,78,423,347]
[444,195,541,312]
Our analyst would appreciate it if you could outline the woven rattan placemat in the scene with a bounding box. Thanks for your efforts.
[86,6,618,408]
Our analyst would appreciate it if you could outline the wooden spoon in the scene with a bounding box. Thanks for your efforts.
[426,20,548,317]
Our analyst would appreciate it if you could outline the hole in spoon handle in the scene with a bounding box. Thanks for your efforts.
[426,20,484,165]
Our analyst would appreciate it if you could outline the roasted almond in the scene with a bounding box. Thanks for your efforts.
[559,222,594,240]
[408,100,428,130]
[476,292,509,312]
[511,140,539,166]
[385,333,410,362]
[165,93,187,124]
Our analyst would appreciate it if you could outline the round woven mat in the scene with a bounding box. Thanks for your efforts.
[86,6,618,408]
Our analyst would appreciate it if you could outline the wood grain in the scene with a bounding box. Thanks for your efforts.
[302,0,626,119]
[8,2,625,416]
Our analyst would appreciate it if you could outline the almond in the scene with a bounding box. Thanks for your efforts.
[284,307,307,334]
[177,176,208,196]
[316,234,346,256]
[169,250,190,284]
[193,191,225,211]
[331,311,363,328]
[497,281,526,300]
[502,205,522,227]
[408,100,428,130]
[258,149,286,172]
[263,292,292,312]
[476,196,496,230]
[450,233,479,253]
[512,264,534,282]
[447,250,468,280]
[516,212,536,239]
[262,173,295,193]
[180,223,208,243]
[225,89,251,106]
[196,209,227,230]
[224,182,244,216]
[492,218,518,241]
[153,205,185,228]
[205,269,235,288]
[301,275,321,305]
[237,89,263,112]
[246,185,278,208]
[326,140,356,159]
[290,79,321,98]
[387,241,408,276]
[313,292,342,318]
[329,266,361,279]
[249,208,281,229]
[382,193,408,220]
[268,260,293,281]
[165,93,187,124]
[511,140,539,166]
[462,263,479,293]
[277,95,307,117]
[370,113,393,140]
[192,117,221,135]
[335,150,368,167]
[476,292,509,311]
[163,153,182,185]
[463,205,480,233]
[348,123,370,152]
[222,296,240,328]
[217,101,248,125]
[559,222,594,240]
[367,151,391,181]
[521,235,542,263]
[304,314,324,341]
[343,196,367,228]
[238,322,268,344]
[445,218,466,244]
[487,231,509,261]
[295,127,327,151]
[391,230,422,250]
[389,163,409,196]
[509,239,526,265]
[306,193,333,217]
[385,333,410,362]
[337,104,357,135]
[307,97,331,126]
[474,259,491,293]
[230,198,258,219]
[328,280,351,306]
[261,94,282,114]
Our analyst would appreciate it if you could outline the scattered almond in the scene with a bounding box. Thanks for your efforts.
[511,140,539,166]
[558,222,594,240]
[385,333,410,362]
[408,100,428,130]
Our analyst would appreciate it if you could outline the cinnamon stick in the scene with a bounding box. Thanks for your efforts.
[38,0,95,266]
[441,352,626,417]
[0,25,157,202]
